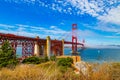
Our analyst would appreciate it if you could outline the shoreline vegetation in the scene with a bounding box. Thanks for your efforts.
[0,41,120,80]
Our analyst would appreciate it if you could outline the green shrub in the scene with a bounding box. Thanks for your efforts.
[44,56,49,62]
[57,57,73,67]
[22,56,40,64]
[22,56,49,64]
[0,40,18,68]
[50,55,56,61]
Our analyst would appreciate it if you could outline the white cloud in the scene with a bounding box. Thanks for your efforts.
[67,0,100,16]
[105,36,120,38]
[0,24,15,28]
[78,29,100,37]
[60,22,65,25]
[17,27,26,32]
[95,26,120,33]
[117,32,120,35]
[49,0,120,18]
[51,3,62,12]
[4,0,120,18]
[43,26,69,35]
[50,26,57,29]
[0,24,70,39]
[67,0,120,17]
[84,23,120,34]
[0,29,38,37]
[98,6,120,25]
[16,24,45,30]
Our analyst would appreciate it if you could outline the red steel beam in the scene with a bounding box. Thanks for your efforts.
[0,33,84,46]
[64,41,84,46]
[0,33,46,42]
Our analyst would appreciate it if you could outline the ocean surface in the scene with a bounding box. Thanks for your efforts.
[64,48,120,63]
[17,47,120,63]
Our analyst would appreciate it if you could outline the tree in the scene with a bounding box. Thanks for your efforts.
[0,40,18,68]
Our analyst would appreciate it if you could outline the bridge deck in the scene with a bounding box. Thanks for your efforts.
[0,33,83,45]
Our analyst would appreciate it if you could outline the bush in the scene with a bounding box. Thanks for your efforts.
[22,56,40,64]
[0,40,18,68]
[50,55,56,61]
[44,56,49,62]
[22,56,49,64]
[57,57,73,67]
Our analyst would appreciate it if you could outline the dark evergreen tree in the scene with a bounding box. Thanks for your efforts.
[0,40,18,68]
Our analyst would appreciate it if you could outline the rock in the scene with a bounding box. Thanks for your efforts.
[74,61,89,76]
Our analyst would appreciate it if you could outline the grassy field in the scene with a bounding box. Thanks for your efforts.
[0,61,120,80]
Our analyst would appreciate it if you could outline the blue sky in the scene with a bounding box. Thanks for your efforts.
[0,0,120,48]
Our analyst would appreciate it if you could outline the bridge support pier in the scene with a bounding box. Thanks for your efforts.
[34,42,40,57]
[43,44,47,56]
[46,36,51,58]
[62,39,64,56]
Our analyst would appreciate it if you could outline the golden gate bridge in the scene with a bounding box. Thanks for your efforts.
[0,24,85,58]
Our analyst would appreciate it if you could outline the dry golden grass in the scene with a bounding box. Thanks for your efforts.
[0,61,58,80]
[0,62,120,80]
[89,63,111,80]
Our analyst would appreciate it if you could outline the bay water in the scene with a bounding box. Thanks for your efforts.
[16,47,120,63]
[64,48,120,63]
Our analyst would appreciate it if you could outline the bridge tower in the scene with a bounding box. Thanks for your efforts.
[72,24,78,55]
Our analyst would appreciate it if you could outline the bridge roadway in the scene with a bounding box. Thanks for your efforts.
[0,33,84,58]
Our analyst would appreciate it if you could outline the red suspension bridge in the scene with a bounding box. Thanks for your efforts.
[0,24,84,58]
